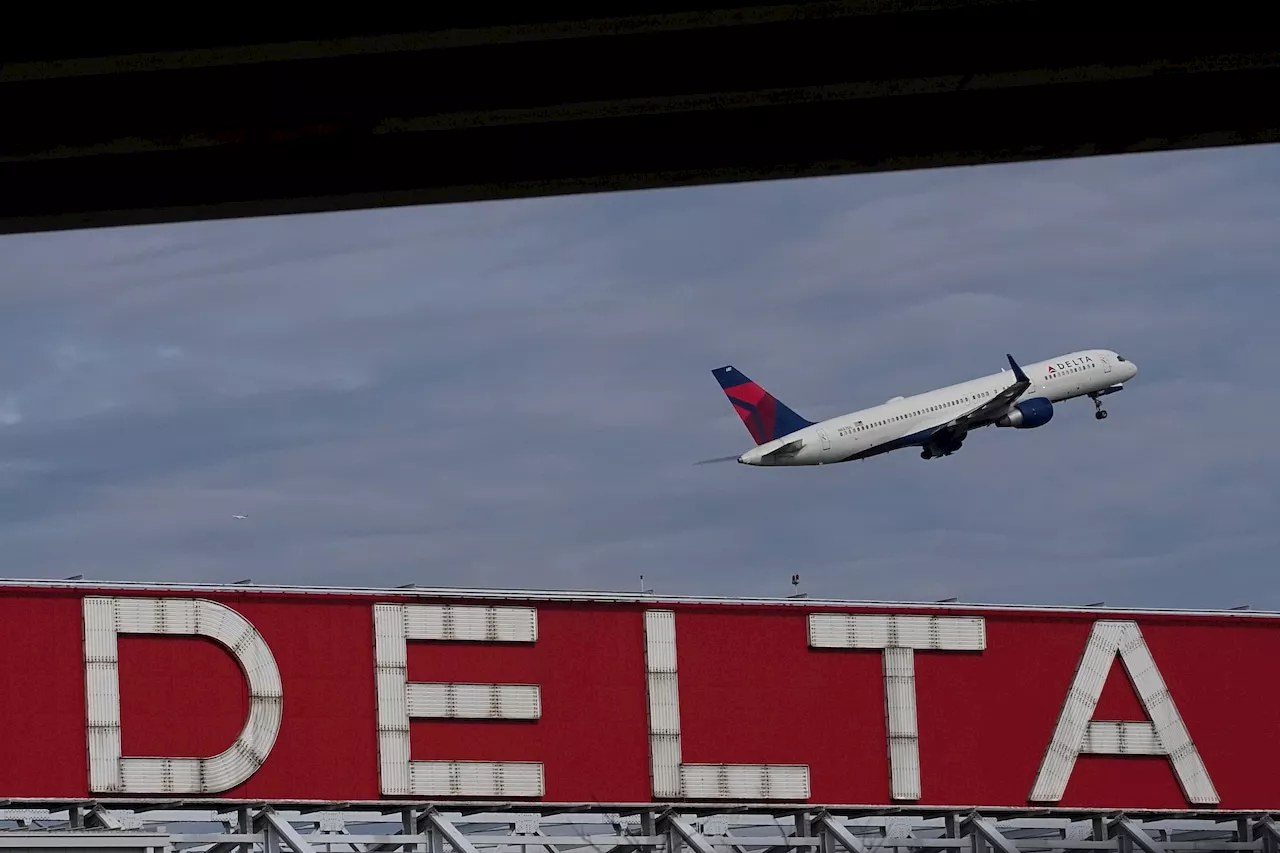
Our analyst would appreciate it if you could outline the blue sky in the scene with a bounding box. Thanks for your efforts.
[1,144,1278,610]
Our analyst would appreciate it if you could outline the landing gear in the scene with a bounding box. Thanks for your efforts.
[1091,393,1108,420]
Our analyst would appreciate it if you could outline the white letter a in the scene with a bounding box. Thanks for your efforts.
[1029,620,1217,805]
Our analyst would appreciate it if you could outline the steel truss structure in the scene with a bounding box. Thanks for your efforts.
[3,806,1280,853]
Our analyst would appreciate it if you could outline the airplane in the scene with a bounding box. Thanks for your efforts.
[700,349,1138,467]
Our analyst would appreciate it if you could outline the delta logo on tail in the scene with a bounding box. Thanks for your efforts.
[701,350,1138,468]
[713,366,814,445]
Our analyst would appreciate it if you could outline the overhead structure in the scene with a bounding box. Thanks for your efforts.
[3,11,1279,234]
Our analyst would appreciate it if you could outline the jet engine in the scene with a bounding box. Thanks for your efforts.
[921,429,966,459]
[995,397,1054,429]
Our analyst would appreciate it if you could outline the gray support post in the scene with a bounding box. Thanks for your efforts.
[641,813,657,853]
[1110,818,1165,853]
[265,811,319,853]
[795,814,810,846]
[402,810,417,853]
[208,808,268,853]
[1253,818,1280,853]
[427,809,485,853]
[961,814,1020,853]
[86,805,123,830]
[814,813,868,853]
[819,822,836,853]
[427,820,445,853]
[265,819,281,853]
[241,807,253,853]
[367,809,433,853]
[660,813,719,853]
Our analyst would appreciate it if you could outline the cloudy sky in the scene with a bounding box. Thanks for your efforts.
[1,144,1278,610]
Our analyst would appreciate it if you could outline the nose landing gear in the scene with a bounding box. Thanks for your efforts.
[1091,393,1108,420]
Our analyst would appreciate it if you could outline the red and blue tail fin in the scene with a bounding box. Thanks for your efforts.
[712,365,814,445]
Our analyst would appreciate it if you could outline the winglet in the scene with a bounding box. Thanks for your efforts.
[1006,353,1028,383]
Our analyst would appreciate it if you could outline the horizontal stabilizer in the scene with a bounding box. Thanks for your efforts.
[760,438,804,459]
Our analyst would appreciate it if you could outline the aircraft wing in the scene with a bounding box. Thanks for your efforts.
[932,353,1032,438]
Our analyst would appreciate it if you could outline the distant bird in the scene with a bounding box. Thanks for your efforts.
[232,514,248,520]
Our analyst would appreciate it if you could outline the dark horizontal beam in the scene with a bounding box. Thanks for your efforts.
[3,5,1279,234]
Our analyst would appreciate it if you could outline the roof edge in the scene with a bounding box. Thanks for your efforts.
[0,576,1272,619]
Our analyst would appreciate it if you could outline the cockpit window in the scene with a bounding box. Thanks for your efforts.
[1116,356,1127,362]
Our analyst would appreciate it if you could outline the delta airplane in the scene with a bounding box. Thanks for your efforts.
[701,350,1137,467]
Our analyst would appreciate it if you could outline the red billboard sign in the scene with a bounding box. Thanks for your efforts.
[1,582,1277,810]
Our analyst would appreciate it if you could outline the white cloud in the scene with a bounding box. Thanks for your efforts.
[0,396,21,426]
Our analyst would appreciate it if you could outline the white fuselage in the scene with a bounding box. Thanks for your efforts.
[738,349,1138,466]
